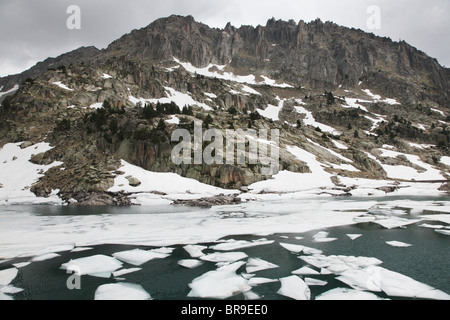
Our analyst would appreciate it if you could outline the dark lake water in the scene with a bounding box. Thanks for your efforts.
[1,214,449,300]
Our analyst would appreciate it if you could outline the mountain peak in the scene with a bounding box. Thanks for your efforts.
[100,15,448,105]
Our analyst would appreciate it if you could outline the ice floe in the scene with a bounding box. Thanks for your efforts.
[188,262,251,299]
[31,253,60,262]
[178,259,204,269]
[0,268,18,286]
[112,268,142,277]
[372,216,420,229]
[277,276,311,300]
[279,242,305,253]
[418,223,446,229]
[112,249,169,266]
[246,258,279,273]
[347,234,362,241]
[12,262,31,269]
[316,288,385,300]
[292,266,320,276]
[200,252,248,263]
[209,239,274,251]
[95,283,151,300]
[312,231,338,243]
[304,278,328,287]
[300,255,383,271]
[60,255,123,277]
[0,292,13,300]
[435,230,450,236]
[243,291,261,300]
[0,285,23,294]
[248,277,278,286]
[183,245,207,258]
[71,247,94,253]
[305,254,450,300]
[386,241,412,248]
[370,266,450,300]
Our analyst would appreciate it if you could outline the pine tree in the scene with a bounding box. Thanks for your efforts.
[157,118,166,131]
[204,114,213,129]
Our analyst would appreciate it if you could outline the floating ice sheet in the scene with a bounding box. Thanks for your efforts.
[0,292,13,300]
[435,230,450,236]
[304,278,328,287]
[277,276,311,300]
[112,249,169,266]
[71,247,94,253]
[60,255,123,277]
[337,268,383,292]
[200,252,248,263]
[372,217,420,229]
[279,243,304,253]
[301,255,383,271]
[246,258,279,273]
[178,259,204,269]
[292,267,320,276]
[1,285,24,294]
[244,291,261,300]
[210,239,274,251]
[188,263,251,299]
[316,288,385,300]
[371,266,450,300]
[31,253,61,262]
[386,241,412,248]
[183,245,208,258]
[112,268,142,277]
[312,231,338,243]
[95,283,151,300]
[347,234,362,240]
[418,224,445,229]
[0,268,18,286]
[248,277,278,287]
[12,262,31,269]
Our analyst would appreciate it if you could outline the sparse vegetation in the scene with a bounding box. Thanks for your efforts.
[55,119,71,132]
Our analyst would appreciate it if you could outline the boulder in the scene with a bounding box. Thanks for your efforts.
[128,177,142,187]
[20,141,33,149]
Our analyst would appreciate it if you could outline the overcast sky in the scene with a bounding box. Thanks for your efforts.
[0,0,449,77]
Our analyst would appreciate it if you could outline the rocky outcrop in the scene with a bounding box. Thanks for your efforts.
[103,16,448,106]
[0,46,100,93]
[60,192,131,206]
[172,194,242,208]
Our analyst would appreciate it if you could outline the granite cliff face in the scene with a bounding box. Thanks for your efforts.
[0,15,449,205]
[104,15,449,106]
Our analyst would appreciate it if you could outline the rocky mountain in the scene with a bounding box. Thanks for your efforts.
[0,46,100,93]
[104,15,449,106]
[0,15,449,206]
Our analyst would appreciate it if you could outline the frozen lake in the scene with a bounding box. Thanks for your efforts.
[0,196,449,300]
